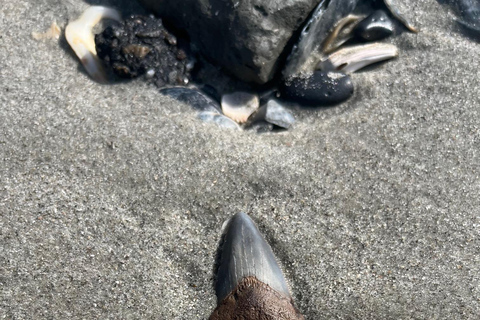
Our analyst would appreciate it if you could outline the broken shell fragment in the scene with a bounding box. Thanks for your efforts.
[383,0,418,33]
[354,10,395,41]
[321,43,399,74]
[32,21,61,41]
[221,92,259,124]
[210,212,304,320]
[65,6,121,83]
[322,14,363,54]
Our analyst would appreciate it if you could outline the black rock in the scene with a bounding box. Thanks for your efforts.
[95,15,191,87]
[280,71,354,106]
[137,0,321,84]
[354,10,394,41]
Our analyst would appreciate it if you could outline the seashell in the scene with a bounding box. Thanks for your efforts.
[322,14,363,54]
[32,21,61,41]
[159,86,222,114]
[65,6,121,83]
[383,0,418,33]
[283,0,360,77]
[321,43,399,74]
[221,92,259,124]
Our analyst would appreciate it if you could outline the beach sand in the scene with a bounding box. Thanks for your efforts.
[1,0,479,318]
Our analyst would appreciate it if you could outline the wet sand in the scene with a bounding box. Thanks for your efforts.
[1,0,479,318]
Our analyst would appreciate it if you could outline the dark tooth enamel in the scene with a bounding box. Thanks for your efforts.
[215,212,291,303]
[211,213,304,320]
[280,71,354,106]
[355,10,394,41]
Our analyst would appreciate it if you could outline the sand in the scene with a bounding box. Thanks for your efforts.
[1,0,479,318]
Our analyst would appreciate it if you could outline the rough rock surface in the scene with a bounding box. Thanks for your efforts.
[137,0,321,84]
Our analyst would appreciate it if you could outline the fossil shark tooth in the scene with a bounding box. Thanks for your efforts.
[65,6,121,83]
[210,212,304,320]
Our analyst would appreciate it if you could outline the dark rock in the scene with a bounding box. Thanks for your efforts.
[95,15,191,87]
[280,71,354,105]
[159,86,221,113]
[354,10,394,41]
[137,0,322,84]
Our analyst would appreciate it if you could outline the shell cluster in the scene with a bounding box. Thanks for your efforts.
[64,1,417,132]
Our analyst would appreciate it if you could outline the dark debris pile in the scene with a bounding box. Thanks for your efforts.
[95,15,191,87]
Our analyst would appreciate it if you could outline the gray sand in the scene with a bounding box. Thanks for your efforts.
[1,0,479,319]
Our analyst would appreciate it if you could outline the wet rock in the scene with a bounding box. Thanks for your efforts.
[137,0,321,84]
[159,87,221,113]
[197,112,241,130]
[221,92,259,124]
[280,71,354,106]
[355,10,394,41]
[95,15,191,87]
[250,99,295,129]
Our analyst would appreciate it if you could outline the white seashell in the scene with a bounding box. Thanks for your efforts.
[221,92,259,124]
[65,6,121,83]
[324,43,398,74]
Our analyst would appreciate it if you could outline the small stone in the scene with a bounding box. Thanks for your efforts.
[280,71,354,106]
[197,112,241,130]
[354,10,394,41]
[251,100,295,129]
[221,92,259,124]
[160,87,221,113]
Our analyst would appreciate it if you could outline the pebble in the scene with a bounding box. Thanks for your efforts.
[354,10,394,41]
[250,100,295,129]
[221,92,259,124]
[197,112,241,130]
[280,71,354,105]
[159,87,221,113]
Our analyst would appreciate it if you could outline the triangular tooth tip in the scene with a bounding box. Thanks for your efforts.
[215,212,291,303]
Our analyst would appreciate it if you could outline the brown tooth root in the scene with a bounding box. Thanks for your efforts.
[209,276,305,320]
